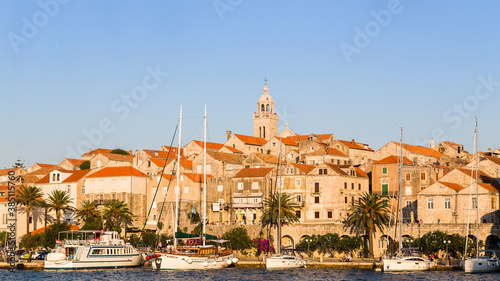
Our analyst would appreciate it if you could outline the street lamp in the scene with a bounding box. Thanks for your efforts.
[305,238,312,257]
[443,240,451,266]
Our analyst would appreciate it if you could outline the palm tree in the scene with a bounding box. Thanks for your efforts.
[344,192,390,257]
[260,192,300,227]
[15,185,44,236]
[46,190,75,223]
[76,200,98,225]
[103,200,133,233]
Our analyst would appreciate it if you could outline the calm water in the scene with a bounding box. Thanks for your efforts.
[1,267,498,281]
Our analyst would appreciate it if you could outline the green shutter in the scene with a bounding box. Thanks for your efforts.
[382,184,389,196]
[382,167,387,175]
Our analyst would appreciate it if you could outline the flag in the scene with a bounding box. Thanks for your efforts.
[55,239,64,246]
[191,204,196,214]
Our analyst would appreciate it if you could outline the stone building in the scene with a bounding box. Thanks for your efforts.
[331,139,374,166]
[281,163,315,223]
[253,83,279,141]
[224,134,267,155]
[261,136,299,157]
[241,153,281,169]
[89,152,134,169]
[57,158,85,171]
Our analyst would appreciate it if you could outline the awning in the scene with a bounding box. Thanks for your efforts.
[174,232,218,240]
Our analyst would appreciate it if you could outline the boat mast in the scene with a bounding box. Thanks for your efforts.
[174,105,182,247]
[398,128,403,256]
[202,105,207,246]
[474,117,479,255]
[277,138,283,255]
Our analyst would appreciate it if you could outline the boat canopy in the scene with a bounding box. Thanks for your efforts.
[174,232,218,240]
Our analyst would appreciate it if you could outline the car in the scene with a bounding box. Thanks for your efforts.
[14,250,25,262]
[22,251,33,260]
[31,250,46,260]
[37,251,49,260]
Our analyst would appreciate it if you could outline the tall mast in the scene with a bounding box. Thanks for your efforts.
[277,138,283,255]
[474,117,479,255]
[202,105,207,246]
[174,105,182,247]
[398,128,403,256]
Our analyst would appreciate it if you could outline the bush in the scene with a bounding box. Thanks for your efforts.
[20,234,41,250]
[40,222,71,250]
[110,149,129,155]
[222,227,252,251]
[79,161,90,170]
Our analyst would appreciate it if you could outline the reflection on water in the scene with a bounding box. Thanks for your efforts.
[1,267,499,281]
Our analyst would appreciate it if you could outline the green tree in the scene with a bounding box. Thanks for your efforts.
[222,227,252,251]
[417,230,451,256]
[15,185,44,236]
[343,192,390,258]
[40,221,70,249]
[77,200,101,229]
[260,192,299,227]
[46,190,75,222]
[338,236,362,257]
[79,161,90,170]
[296,234,321,257]
[317,233,341,256]
[20,233,41,250]
[110,149,130,155]
[12,158,25,169]
[103,200,133,233]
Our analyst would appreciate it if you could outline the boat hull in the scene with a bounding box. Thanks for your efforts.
[44,254,142,269]
[464,258,500,273]
[151,253,238,270]
[383,258,432,272]
[265,255,306,269]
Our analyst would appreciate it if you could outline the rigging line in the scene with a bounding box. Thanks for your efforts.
[139,122,178,241]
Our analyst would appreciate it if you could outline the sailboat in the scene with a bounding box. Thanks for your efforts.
[463,118,500,273]
[383,129,432,272]
[265,138,306,269]
[151,106,238,270]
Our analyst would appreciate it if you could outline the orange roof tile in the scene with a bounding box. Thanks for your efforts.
[82,148,113,157]
[272,137,298,146]
[355,167,369,178]
[180,160,193,169]
[390,142,443,159]
[221,146,243,154]
[192,140,225,150]
[0,168,22,175]
[144,149,176,159]
[31,224,79,235]
[253,153,282,164]
[456,168,492,180]
[234,134,267,146]
[323,163,348,176]
[373,156,413,165]
[290,163,315,174]
[207,151,245,163]
[86,167,148,178]
[338,140,374,152]
[161,146,183,155]
[98,152,134,161]
[438,182,465,192]
[182,173,214,183]
[36,174,50,184]
[478,182,499,193]
[63,158,86,166]
[287,134,333,142]
[150,158,169,168]
[485,156,500,166]
[234,167,274,178]
[35,163,57,168]
[62,170,92,183]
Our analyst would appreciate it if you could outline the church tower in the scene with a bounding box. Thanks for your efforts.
[253,82,279,140]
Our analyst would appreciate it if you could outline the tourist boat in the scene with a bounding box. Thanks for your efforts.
[383,129,432,272]
[265,139,306,269]
[151,106,238,270]
[463,118,500,273]
[44,230,142,269]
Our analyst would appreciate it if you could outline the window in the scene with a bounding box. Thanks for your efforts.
[420,173,426,181]
[296,210,301,218]
[82,186,85,194]
[295,178,301,186]
[314,196,320,204]
[112,193,116,200]
[405,200,412,209]
[344,197,348,204]
[184,186,189,193]
[122,193,127,202]
[444,198,451,210]
[472,197,477,209]
[427,198,434,210]
[207,164,211,173]
[319,168,327,175]
[351,196,355,206]
[151,187,156,196]
[405,186,412,195]
[327,211,332,218]
[405,173,411,181]
[310,146,315,151]
[217,185,223,192]
[351,183,354,189]
[277,179,283,187]
[382,184,389,196]
[314,182,320,193]
[197,165,202,173]
[238,182,243,190]
[314,211,320,219]
[358,183,361,190]
[382,167,387,175]
[344,182,347,189]
[252,182,259,190]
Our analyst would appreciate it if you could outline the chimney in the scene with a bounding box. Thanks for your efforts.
[226,131,232,141]
[351,139,355,145]
[488,148,492,153]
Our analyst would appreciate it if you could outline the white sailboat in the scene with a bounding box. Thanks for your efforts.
[265,138,306,269]
[383,129,432,272]
[152,106,238,270]
[463,118,500,273]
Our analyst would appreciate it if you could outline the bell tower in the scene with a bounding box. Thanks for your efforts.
[253,81,279,141]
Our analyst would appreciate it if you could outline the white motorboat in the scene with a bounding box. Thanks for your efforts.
[44,230,142,269]
[265,249,306,269]
[463,249,500,273]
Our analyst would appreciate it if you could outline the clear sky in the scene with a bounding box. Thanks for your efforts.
[1,1,500,169]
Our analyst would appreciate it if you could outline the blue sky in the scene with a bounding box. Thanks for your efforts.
[1,0,500,169]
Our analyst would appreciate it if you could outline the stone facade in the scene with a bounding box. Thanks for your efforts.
[253,84,279,141]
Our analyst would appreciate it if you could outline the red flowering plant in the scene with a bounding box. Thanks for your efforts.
[253,237,275,256]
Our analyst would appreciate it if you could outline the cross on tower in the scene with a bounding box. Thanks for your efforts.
[263,77,268,85]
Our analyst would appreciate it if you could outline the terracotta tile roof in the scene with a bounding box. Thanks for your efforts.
[234,134,267,146]
[161,174,176,182]
[355,167,369,178]
[254,153,282,164]
[150,158,169,168]
[63,170,92,183]
[82,148,113,157]
[0,168,23,175]
[20,174,42,183]
[373,156,413,165]
[390,142,444,159]
[86,167,148,178]
[485,156,500,166]
[439,182,465,192]
[207,151,245,163]
[26,167,60,176]
[316,142,328,149]
[221,146,243,154]
[35,163,57,168]
[234,167,274,178]
[63,158,86,167]
[290,163,315,174]
[31,224,79,235]
[441,141,462,148]
[98,152,134,161]
[180,160,193,169]
[456,168,492,180]
[192,140,225,150]
[272,137,298,146]
[338,140,374,152]
[161,146,183,155]
[308,148,346,157]
[323,163,347,176]
[35,174,50,184]
[0,185,18,202]
[478,182,499,193]
[287,134,333,142]
[144,149,176,159]
[182,173,214,183]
